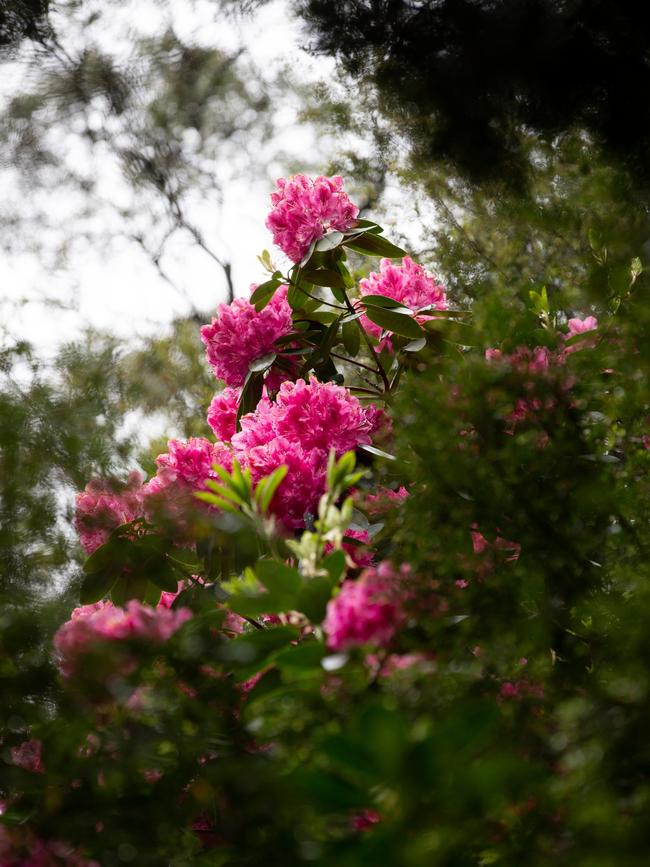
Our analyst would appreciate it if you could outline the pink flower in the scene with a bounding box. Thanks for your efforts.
[363,486,409,516]
[10,740,43,774]
[152,438,231,490]
[265,175,359,263]
[498,679,545,701]
[564,316,599,355]
[270,378,374,453]
[207,387,240,442]
[229,379,379,530]
[566,316,598,338]
[326,528,373,569]
[244,436,327,530]
[359,256,447,343]
[74,471,144,555]
[352,809,381,831]
[53,600,192,677]
[0,826,100,867]
[200,285,293,388]
[323,562,405,651]
[143,437,232,530]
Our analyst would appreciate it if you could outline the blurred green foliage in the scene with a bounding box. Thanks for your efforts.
[3,3,650,866]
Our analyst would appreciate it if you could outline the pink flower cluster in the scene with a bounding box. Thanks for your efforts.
[323,562,407,651]
[0,827,99,867]
[265,174,359,263]
[74,471,144,555]
[226,378,377,529]
[359,256,447,343]
[484,325,600,434]
[143,437,232,529]
[53,600,192,677]
[10,740,44,774]
[201,285,293,388]
[207,387,240,442]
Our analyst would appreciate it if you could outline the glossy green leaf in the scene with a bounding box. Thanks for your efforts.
[255,559,302,596]
[363,305,424,339]
[343,231,406,258]
[315,231,345,252]
[301,268,347,289]
[248,351,277,373]
[250,279,281,311]
[342,319,361,356]
[79,570,117,604]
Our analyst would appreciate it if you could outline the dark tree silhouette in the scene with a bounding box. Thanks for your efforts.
[295,0,650,186]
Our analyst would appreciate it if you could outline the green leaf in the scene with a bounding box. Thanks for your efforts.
[111,573,149,605]
[349,219,383,234]
[360,443,397,461]
[218,625,299,668]
[363,305,424,339]
[236,370,264,428]
[315,231,345,252]
[83,536,131,575]
[403,336,427,352]
[344,232,406,258]
[254,465,288,513]
[322,550,346,584]
[80,570,117,604]
[149,563,181,593]
[342,319,361,356]
[301,268,347,290]
[361,294,411,311]
[295,576,335,623]
[335,260,355,289]
[248,352,277,373]
[422,319,480,346]
[143,582,163,607]
[250,279,281,311]
[274,641,326,670]
[299,239,318,267]
[227,593,287,617]
[255,559,302,596]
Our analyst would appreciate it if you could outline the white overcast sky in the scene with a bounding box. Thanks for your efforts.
[0,0,341,354]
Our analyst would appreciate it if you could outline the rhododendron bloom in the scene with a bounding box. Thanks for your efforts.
[232,378,375,456]
[359,256,447,343]
[207,387,240,442]
[265,174,359,263]
[200,285,292,387]
[230,379,379,529]
[244,436,327,529]
[53,600,192,677]
[143,437,232,528]
[326,528,373,568]
[566,315,598,338]
[10,739,43,774]
[270,378,374,453]
[75,471,144,555]
[363,485,409,516]
[323,562,406,651]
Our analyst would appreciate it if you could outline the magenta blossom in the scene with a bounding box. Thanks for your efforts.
[265,174,359,263]
[244,436,327,530]
[233,378,375,456]
[566,315,598,338]
[207,387,240,442]
[74,471,144,555]
[10,740,44,774]
[200,285,292,388]
[323,562,407,651]
[359,256,447,344]
[53,600,192,677]
[229,379,380,529]
[143,437,232,530]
